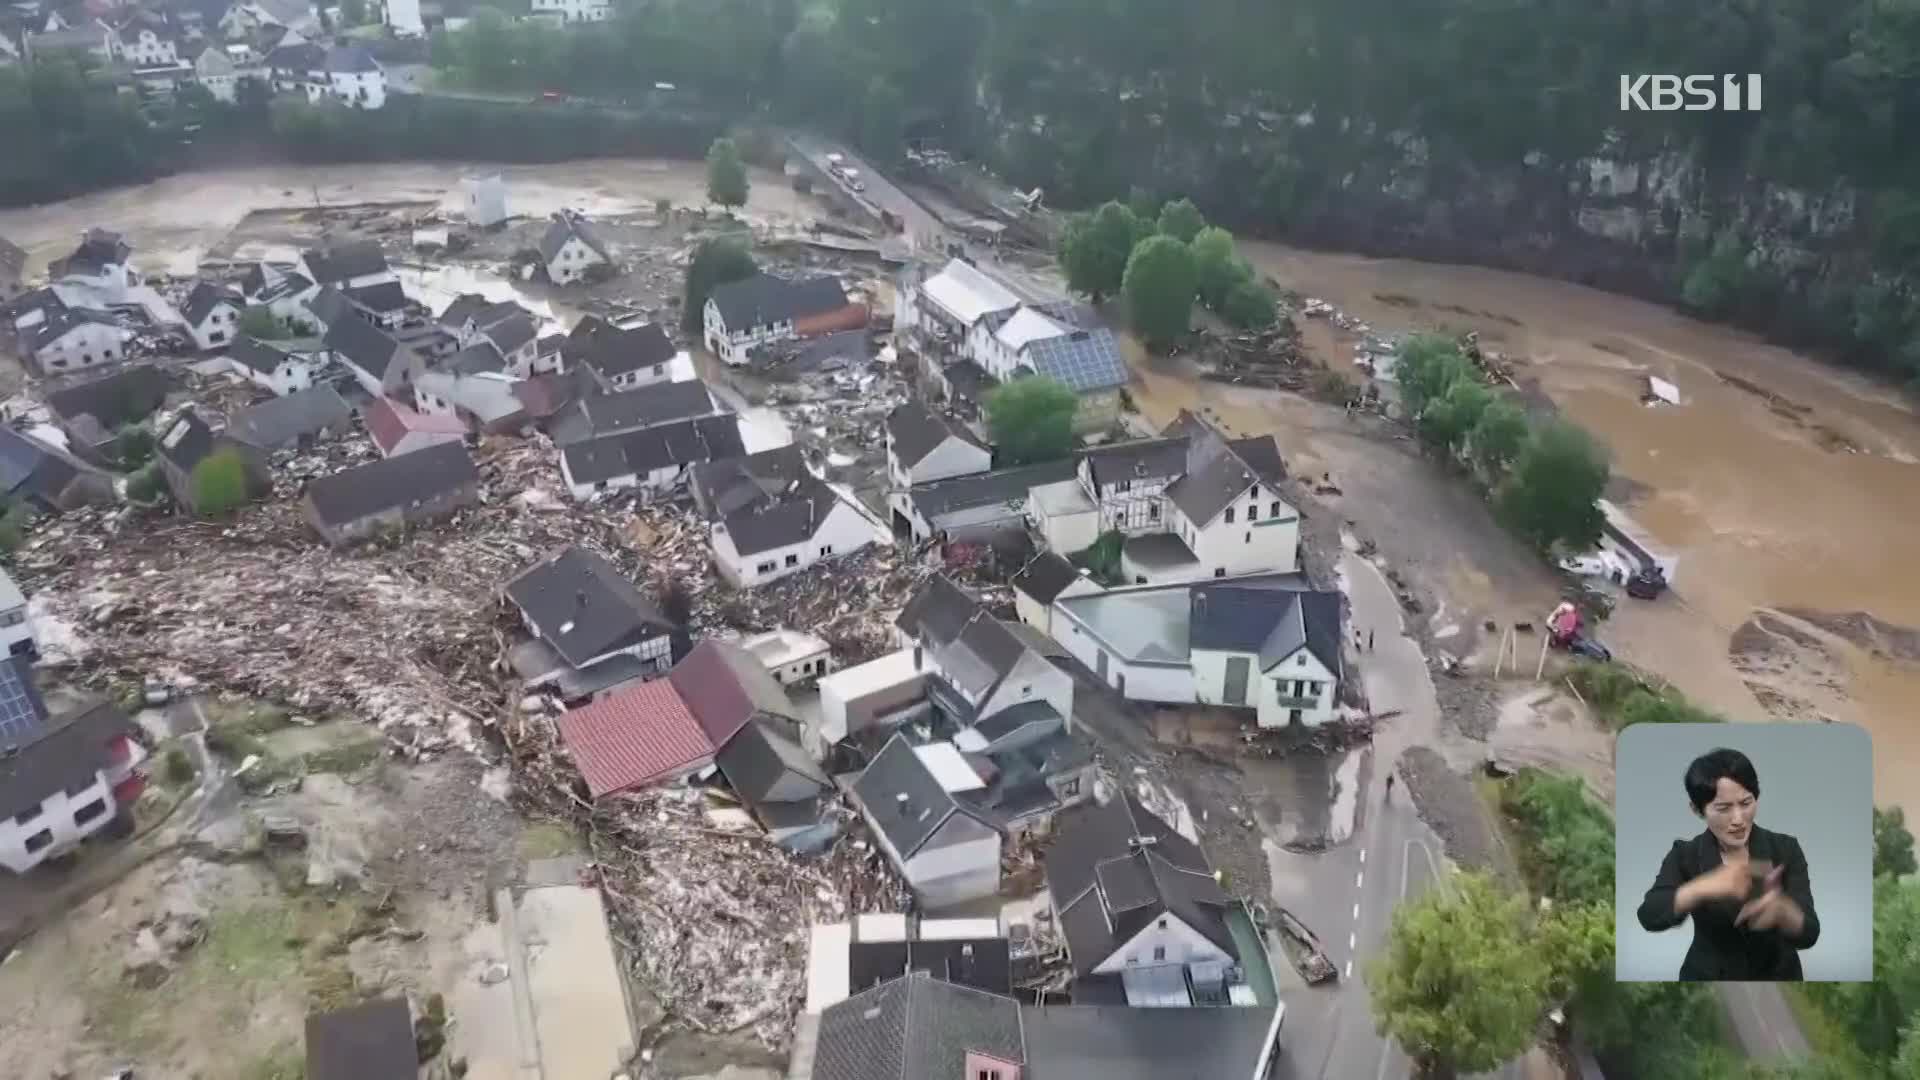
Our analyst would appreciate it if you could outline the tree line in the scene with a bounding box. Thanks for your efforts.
[1058,196,1277,349]
[0,57,182,206]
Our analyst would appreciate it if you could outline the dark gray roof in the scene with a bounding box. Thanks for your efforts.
[1229,434,1286,484]
[689,444,809,521]
[438,293,488,328]
[568,320,676,377]
[0,702,136,821]
[1021,1004,1281,1080]
[718,476,847,556]
[715,713,830,807]
[539,213,611,264]
[51,228,129,278]
[1165,438,1263,526]
[853,732,994,860]
[1012,550,1082,605]
[503,546,675,668]
[323,43,378,72]
[305,997,416,1080]
[1189,582,1342,675]
[481,312,537,355]
[304,441,477,526]
[266,40,324,72]
[895,573,983,648]
[182,281,242,326]
[229,335,295,376]
[1122,531,1197,569]
[306,284,352,329]
[778,328,871,370]
[847,937,1012,999]
[1080,436,1186,488]
[560,413,744,485]
[886,400,980,469]
[302,240,388,285]
[0,427,78,508]
[707,273,848,331]
[572,381,720,438]
[26,306,122,353]
[155,409,216,471]
[343,280,408,314]
[906,459,1076,521]
[324,316,405,379]
[813,972,1025,1080]
[47,364,170,431]
[445,342,505,375]
[228,385,354,448]
[1045,794,1235,975]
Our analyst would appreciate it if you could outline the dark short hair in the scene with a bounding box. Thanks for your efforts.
[1684,748,1761,812]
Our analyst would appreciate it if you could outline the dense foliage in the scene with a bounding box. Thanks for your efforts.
[681,237,759,333]
[705,136,749,211]
[1563,661,1728,729]
[189,449,251,517]
[0,58,179,205]
[985,376,1078,465]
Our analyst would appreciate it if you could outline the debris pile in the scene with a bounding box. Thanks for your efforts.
[1198,320,1312,391]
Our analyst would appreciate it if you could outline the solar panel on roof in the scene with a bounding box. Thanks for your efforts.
[1029,331,1127,392]
[0,661,45,746]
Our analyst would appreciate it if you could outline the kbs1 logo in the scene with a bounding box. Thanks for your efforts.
[1619,74,1763,112]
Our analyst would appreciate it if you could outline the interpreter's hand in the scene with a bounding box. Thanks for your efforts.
[1736,868,1805,933]
[1685,859,1756,905]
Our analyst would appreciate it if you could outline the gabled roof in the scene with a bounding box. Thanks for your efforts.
[1080,436,1186,488]
[813,971,1025,1080]
[1045,794,1236,975]
[182,281,242,326]
[1190,582,1342,674]
[0,426,79,507]
[894,576,1038,711]
[715,713,830,807]
[306,284,352,328]
[437,292,488,329]
[47,364,170,431]
[895,573,984,650]
[362,396,465,454]
[324,316,405,378]
[155,408,217,472]
[26,306,123,353]
[303,440,477,526]
[905,459,1076,521]
[666,638,793,750]
[885,400,981,469]
[917,258,1020,327]
[305,997,416,1080]
[481,311,537,355]
[343,279,408,315]
[569,380,720,438]
[445,342,505,375]
[1021,325,1128,393]
[717,476,851,556]
[559,413,743,485]
[1165,431,1265,527]
[852,733,998,861]
[323,43,377,72]
[567,319,676,378]
[0,701,136,821]
[229,336,295,376]
[707,273,848,331]
[50,227,129,278]
[228,384,354,448]
[557,678,712,797]
[414,371,525,426]
[264,39,322,71]
[503,546,675,669]
[689,444,809,521]
[1010,550,1083,606]
[539,212,610,264]
[302,239,388,285]
[1020,1003,1283,1080]
[846,936,1013,1000]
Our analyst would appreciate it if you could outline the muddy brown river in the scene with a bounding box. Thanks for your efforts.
[1247,245,1920,812]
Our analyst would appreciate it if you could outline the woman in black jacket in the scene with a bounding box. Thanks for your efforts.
[1636,747,1821,981]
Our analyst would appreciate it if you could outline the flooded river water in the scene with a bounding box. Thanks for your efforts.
[1246,244,1920,811]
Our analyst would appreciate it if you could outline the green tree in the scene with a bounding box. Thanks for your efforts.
[189,448,252,517]
[1156,197,1206,243]
[1122,234,1196,351]
[705,136,749,212]
[1468,398,1530,477]
[1059,201,1140,304]
[682,237,758,334]
[1395,334,1476,417]
[1369,872,1551,1078]
[1190,226,1249,311]
[1418,378,1494,455]
[115,423,156,468]
[1877,806,1919,879]
[238,306,287,340]
[1804,879,1920,1061]
[1496,421,1608,553]
[985,376,1078,465]
[1220,280,1277,329]
[858,77,906,163]
[1680,231,1754,318]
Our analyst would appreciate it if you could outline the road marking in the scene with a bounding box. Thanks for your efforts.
[1345,959,1353,980]
[1349,931,1357,949]
[1360,848,1367,864]
[1352,902,1360,920]
[1356,871,1364,888]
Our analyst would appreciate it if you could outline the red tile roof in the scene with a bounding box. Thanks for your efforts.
[363,396,466,456]
[556,679,715,798]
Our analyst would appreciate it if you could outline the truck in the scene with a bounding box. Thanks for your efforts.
[842,167,865,191]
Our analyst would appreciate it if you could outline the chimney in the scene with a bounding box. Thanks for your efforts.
[895,792,912,816]
[913,646,923,670]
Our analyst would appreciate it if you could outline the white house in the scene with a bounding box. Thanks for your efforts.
[463,174,508,228]
[503,546,678,698]
[884,400,991,488]
[0,699,146,876]
[193,44,239,101]
[895,574,1076,727]
[540,212,611,285]
[0,567,36,659]
[739,629,834,687]
[115,20,178,66]
[851,733,1003,909]
[383,0,424,36]
[26,309,130,375]
[181,282,244,350]
[50,228,138,299]
[1010,550,1101,640]
[709,479,878,588]
[1049,575,1343,728]
[323,45,385,108]
[250,271,318,327]
[559,413,744,501]
[529,0,609,20]
[301,240,393,292]
[702,272,860,366]
[899,258,1019,350]
[568,319,681,391]
[227,336,320,397]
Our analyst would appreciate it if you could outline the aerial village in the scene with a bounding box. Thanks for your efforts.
[0,85,1688,1080]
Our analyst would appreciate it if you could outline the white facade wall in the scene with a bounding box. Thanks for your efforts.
[0,602,35,657]
[974,649,1074,726]
[123,30,178,66]
[201,72,237,101]
[266,287,319,327]
[703,300,796,366]
[547,236,606,285]
[902,830,1002,909]
[605,349,683,391]
[562,458,680,502]
[496,339,539,379]
[711,500,875,587]
[1050,611,1194,703]
[1254,648,1337,729]
[0,773,117,874]
[188,302,241,349]
[1091,912,1232,975]
[233,357,316,397]
[464,175,507,227]
[385,0,424,36]
[1035,502,1100,553]
[35,322,129,373]
[1078,459,1175,536]
[1174,492,1300,579]
[890,434,991,488]
[329,68,385,108]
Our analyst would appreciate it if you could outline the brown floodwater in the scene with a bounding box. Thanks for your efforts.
[1244,244,1920,812]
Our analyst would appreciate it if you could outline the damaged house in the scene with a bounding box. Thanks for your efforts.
[362,395,467,458]
[153,407,270,513]
[325,316,422,397]
[852,732,1005,908]
[703,272,866,366]
[0,235,25,301]
[885,400,991,487]
[0,426,115,512]
[181,281,244,350]
[24,307,132,376]
[0,686,147,875]
[541,211,612,285]
[227,335,323,397]
[503,546,679,702]
[47,364,171,464]
[301,239,394,292]
[715,712,837,851]
[566,316,682,391]
[0,567,34,659]
[558,412,744,501]
[411,369,528,435]
[302,440,480,546]
[548,378,726,447]
[49,227,138,297]
[700,465,877,587]
[227,384,355,451]
[1045,793,1277,1009]
[434,299,547,377]
[895,574,1075,726]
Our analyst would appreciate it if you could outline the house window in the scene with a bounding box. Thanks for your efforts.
[1148,503,1160,522]
[1225,507,1235,524]
[1062,778,1080,797]
[1214,568,1225,578]
[1153,945,1166,961]
[755,560,776,574]
[1245,533,1250,543]
[785,553,799,567]
[14,803,42,825]
[1248,503,1257,520]
[652,363,663,375]
[1271,501,1281,517]
[81,353,91,365]
[1115,480,1129,493]
[1297,653,1307,666]
[1250,485,1259,499]
[73,798,107,825]
[820,545,833,556]
[23,828,53,854]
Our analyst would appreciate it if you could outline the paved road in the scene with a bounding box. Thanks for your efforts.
[784,133,945,251]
